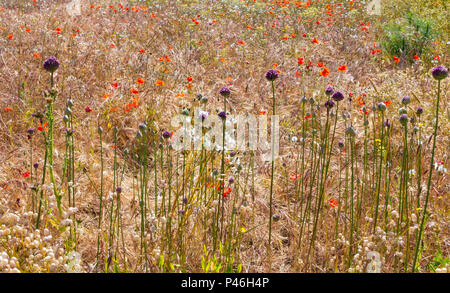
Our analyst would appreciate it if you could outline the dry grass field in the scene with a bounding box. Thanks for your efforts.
[0,0,448,273]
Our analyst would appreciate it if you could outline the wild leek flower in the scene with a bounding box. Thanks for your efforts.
[43,56,60,73]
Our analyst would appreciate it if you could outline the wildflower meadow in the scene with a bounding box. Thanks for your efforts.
[0,0,448,275]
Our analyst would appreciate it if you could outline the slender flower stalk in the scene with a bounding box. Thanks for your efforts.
[265,69,278,271]
[411,66,447,272]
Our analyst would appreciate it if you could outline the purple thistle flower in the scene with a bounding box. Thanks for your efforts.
[331,91,344,102]
[162,130,172,139]
[324,99,335,109]
[219,87,231,97]
[43,56,60,73]
[401,96,411,105]
[399,114,408,126]
[431,65,448,80]
[265,69,279,81]
[325,86,334,96]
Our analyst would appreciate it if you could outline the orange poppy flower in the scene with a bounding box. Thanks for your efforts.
[136,78,145,84]
[320,67,330,77]
[4,107,12,111]
[393,56,400,63]
[329,199,338,207]
[337,65,347,71]
[155,80,165,86]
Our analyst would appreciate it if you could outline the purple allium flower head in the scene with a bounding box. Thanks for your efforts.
[272,214,281,222]
[43,56,59,73]
[178,209,185,215]
[324,99,335,109]
[162,130,172,139]
[401,96,411,105]
[325,86,334,96]
[431,65,448,80]
[33,162,39,169]
[416,107,423,115]
[138,123,147,131]
[27,128,35,135]
[229,177,234,184]
[331,91,345,102]
[265,69,279,81]
[218,111,227,120]
[116,186,122,194]
[338,141,344,149]
[219,87,231,97]
[199,111,208,121]
[399,114,408,126]
[183,197,188,204]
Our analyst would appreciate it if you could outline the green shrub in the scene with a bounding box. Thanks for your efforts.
[380,12,436,63]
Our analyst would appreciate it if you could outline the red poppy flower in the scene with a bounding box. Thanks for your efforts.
[337,65,347,72]
[320,67,330,77]
[85,106,92,113]
[329,199,338,207]
[22,171,31,178]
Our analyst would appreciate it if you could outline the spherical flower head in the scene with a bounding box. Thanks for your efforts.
[338,141,344,149]
[301,96,308,104]
[27,128,36,135]
[325,86,334,96]
[377,102,387,112]
[431,65,448,80]
[416,107,423,115]
[399,114,408,126]
[162,130,172,139]
[345,125,356,137]
[265,69,279,81]
[399,107,408,115]
[138,123,147,131]
[401,96,411,105]
[228,177,234,184]
[43,56,60,73]
[116,186,122,194]
[199,111,208,121]
[219,87,231,97]
[33,162,39,169]
[324,99,335,109]
[218,111,227,120]
[272,214,281,222]
[331,91,345,102]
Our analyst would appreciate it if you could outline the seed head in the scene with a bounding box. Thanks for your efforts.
[399,114,408,126]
